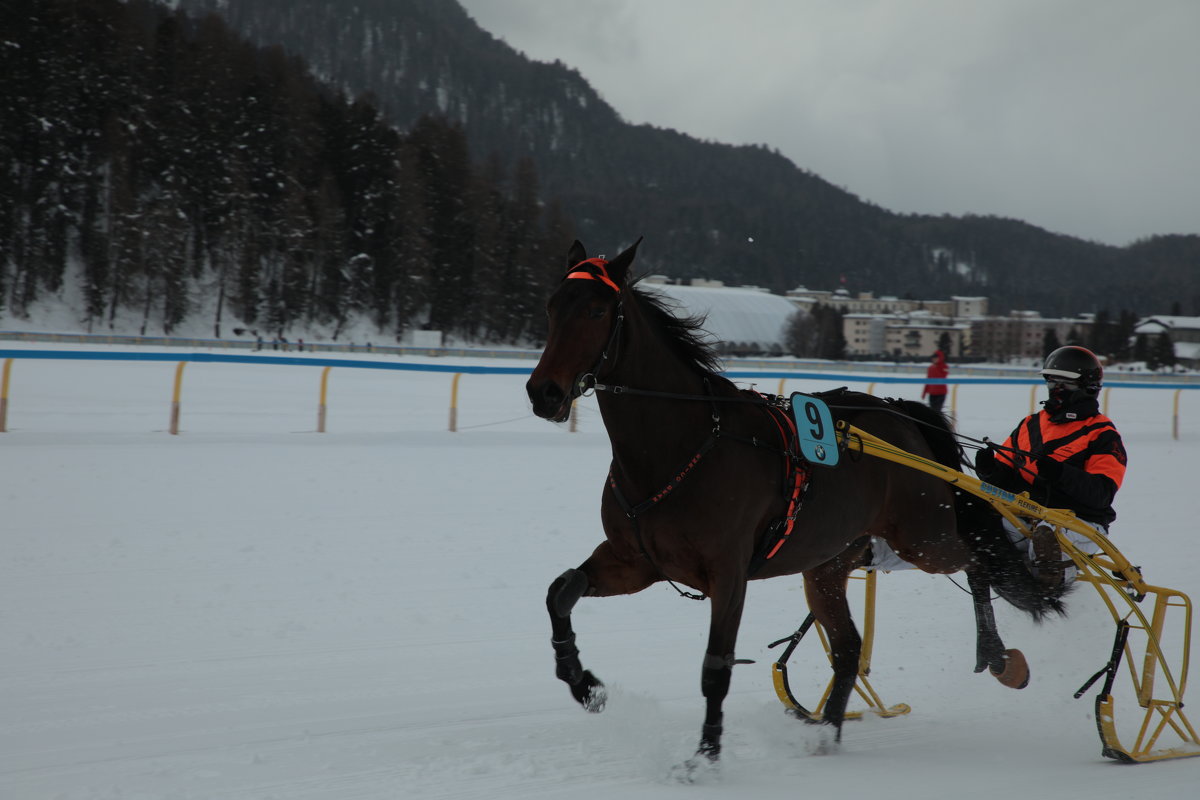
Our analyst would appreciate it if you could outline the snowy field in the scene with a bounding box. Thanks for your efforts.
[1,346,1198,799]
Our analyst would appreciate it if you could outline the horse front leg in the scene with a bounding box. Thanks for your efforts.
[546,542,659,712]
[966,568,1030,689]
[694,577,748,762]
[547,568,605,710]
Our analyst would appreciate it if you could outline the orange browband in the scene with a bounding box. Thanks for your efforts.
[566,258,620,293]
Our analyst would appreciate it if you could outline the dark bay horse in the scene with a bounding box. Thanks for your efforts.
[526,238,1065,764]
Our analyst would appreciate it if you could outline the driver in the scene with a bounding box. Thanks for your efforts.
[867,346,1127,587]
[973,345,1127,586]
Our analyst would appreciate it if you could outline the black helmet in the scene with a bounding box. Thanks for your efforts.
[1041,346,1103,393]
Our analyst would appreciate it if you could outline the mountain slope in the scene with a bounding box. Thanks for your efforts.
[174,0,1200,316]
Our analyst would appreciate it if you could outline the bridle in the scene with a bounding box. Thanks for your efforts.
[561,257,625,397]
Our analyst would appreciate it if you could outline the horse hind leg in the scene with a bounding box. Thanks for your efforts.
[803,554,865,744]
[967,568,1029,689]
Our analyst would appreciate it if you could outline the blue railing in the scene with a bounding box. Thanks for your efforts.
[2,349,1197,388]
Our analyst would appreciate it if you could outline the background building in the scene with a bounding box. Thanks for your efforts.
[970,312,1094,361]
[1134,316,1200,369]
[640,277,799,355]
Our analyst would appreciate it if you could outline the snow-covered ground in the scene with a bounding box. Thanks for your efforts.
[2,347,1198,799]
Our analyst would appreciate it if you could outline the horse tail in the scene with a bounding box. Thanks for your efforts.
[953,489,1070,621]
[893,399,1070,622]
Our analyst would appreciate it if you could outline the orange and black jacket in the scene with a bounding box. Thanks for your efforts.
[986,410,1127,526]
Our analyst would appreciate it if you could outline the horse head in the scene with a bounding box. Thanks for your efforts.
[526,238,642,421]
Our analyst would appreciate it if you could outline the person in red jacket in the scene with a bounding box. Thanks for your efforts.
[974,346,1127,587]
[922,349,949,411]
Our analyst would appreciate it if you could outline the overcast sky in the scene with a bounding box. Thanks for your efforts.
[456,0,1198,247]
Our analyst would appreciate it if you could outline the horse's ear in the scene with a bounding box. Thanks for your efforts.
[605,236,643,286]
[566,240,587,270]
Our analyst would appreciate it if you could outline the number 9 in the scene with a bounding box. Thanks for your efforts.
[804,401,824,440]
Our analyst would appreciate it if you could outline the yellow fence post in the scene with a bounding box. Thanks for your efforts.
[951,384,958,415]
[1102,386,1111,416]
[317,366,332,433]
[169,361,187,435]
[449,373,462,432]
[777,378,787,397]
[0,358,12,433]
[1030,384,1038,415]
[1174,389,1182,441]
[569,398,579,432]
[866,382,875,396]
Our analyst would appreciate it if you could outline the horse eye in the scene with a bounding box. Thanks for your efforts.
[587,305,607,319]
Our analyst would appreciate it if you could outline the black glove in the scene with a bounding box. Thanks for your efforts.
[974,447,996,477]
[1036,456,1063,482]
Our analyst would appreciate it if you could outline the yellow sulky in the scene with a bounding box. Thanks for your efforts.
[772,421,1200,763]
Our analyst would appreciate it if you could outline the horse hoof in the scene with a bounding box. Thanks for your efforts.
[989,648,1030,689]
[805,723,841,755]
[571,670,607,712]
[669,754,719,783]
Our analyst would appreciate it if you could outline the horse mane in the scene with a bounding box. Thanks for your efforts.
[631,281,725,376]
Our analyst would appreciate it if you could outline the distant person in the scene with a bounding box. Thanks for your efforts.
[974,346,1127,587]
[922,349,949,411]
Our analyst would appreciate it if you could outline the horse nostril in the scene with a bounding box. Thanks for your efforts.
[527,379,566,416]
[542,382,565,406]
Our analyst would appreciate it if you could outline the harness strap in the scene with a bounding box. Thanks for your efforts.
[607,435,718,602]
[608,433,721,520]
[604,379,724,601]
[748,402,811,577]
[765,461,810,560]
[603,384,813,593]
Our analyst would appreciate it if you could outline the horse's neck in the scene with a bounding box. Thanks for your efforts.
[597,325,717,488]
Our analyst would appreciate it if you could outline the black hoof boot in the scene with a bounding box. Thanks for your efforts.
[670,723,723,783]
[697,721,723,762]
[553,633,606,711]
[570,670,607,712]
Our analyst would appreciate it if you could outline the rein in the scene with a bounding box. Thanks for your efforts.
[584,380,783,407]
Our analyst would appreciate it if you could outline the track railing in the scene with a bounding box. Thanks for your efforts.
[0,350,1196,436]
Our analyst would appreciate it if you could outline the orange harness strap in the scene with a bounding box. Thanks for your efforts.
[748,398,812,573]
